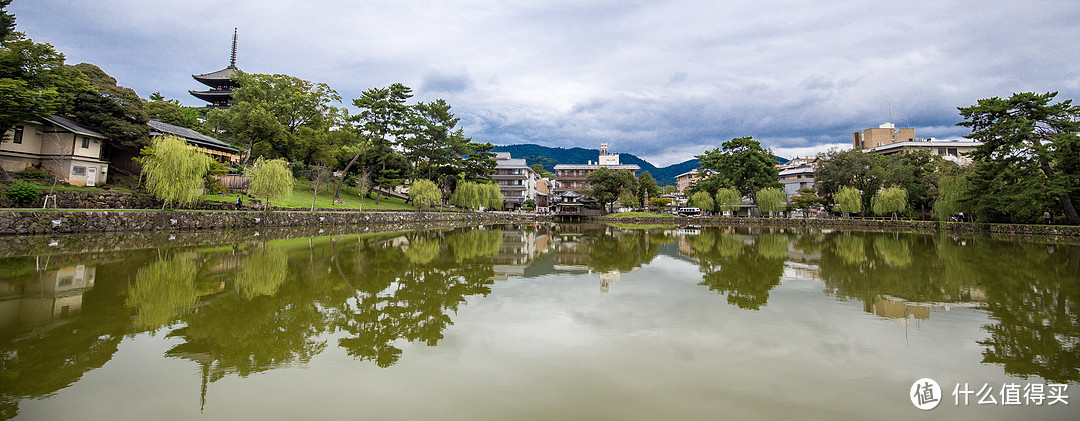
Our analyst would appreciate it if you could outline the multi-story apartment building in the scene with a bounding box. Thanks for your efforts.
[493,152,539,209]
[778,156,816,199]
[853,122,981,164]
[553,143,640,194]
[675,169,715,194]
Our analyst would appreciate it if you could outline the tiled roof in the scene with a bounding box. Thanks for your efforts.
[148,120,239,153]
[43,115,106,139]
[193,65,240,81]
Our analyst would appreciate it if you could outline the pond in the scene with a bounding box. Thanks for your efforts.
[1,224,1078,420]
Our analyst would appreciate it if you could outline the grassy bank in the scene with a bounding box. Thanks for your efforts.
[202,179,415,210]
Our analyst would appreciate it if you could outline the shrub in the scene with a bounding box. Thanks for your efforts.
[4,181,42,205]
[18,169,50,179]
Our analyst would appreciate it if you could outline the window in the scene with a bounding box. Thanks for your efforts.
[81,137,90,148]
[948,148,958,157]
[72,166,86,176]
[937,148,947,155]
[13,125,23,144]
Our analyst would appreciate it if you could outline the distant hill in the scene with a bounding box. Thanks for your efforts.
[491,144,787,186]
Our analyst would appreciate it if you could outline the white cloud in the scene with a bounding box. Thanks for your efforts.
[11,0,1080,167]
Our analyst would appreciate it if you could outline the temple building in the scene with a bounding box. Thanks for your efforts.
[190,29,242,109]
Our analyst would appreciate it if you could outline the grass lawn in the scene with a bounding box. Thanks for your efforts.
[202,178,416,211]
[607,211,676,218]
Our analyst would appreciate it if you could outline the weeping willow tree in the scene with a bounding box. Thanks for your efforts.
[125,256,200,331]
[237,245,288,299]
[756,187,786,217]
[835,186,862,217]
[690,190,714,213]
[140,135,213,209]
[872,187,908,219]
[481,183,503,210]
[247,157,294,208]
[933,174,970,222]
[410,179,441,211]
[715,187,741,216]
[450,181,481,210]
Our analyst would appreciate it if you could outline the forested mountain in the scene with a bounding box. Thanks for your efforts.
[490,144,789,186]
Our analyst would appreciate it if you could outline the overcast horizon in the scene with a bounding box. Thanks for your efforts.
[10,0,1080,166]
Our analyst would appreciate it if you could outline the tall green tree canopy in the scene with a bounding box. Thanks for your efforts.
[835,186,862,217]
[586,168,638,213]
[209,72,342,165]
[814,148,883,212]
[145,92,202,130]
[696,137,781,203]
[66,63,148,148]
[690,190,715,213]
[958,92,1080,224]
[715,187,741,214]
[637,171,661,208]
[871,187,908,219]
[410,179,441,211]
[756,187,786,216]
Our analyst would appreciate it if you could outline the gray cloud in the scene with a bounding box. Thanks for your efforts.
[11,0,1080,166]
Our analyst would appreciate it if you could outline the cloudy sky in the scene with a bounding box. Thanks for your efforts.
[10,0,1080,166]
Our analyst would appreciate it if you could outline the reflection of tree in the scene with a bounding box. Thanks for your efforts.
[125,256,200,331]
[336,229,498,367]
[584,228,669,273]
[873,235,912,268]
[691,228,785,310]
[833,234,866,266]
[819,232,1080,383]
[236,246,288,299]
[969,243,1080,383]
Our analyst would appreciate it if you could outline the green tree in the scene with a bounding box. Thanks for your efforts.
[349,83,413,203]
[715,187,741,216]
[66,63,149,149]
[696,137,781,205]
[586,167,638,213]
[410,179,441,211]
[145,92,202,130]
[246,157,294,208]
[209,72,342,166]
[958,92,1080,224]
[932,172,970,222]
[835,186,862,217]
[636,171,661,208]
[481,183,503,210]
[756,187,786,217]
[618,189,637,210]
[871,187,908,219]
[814,148,884,212]
[140,136,212,209]
[690,190,715,213]
[789,188,822,218]
[662,185,678,195]
[450,181,482,210]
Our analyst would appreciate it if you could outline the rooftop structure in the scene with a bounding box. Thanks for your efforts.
[148,120,241,164]
[553,143,640,194]
[190,29,242,109]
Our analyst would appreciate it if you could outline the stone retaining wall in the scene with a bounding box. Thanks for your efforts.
[0,210,540,235]
[598,216,1080,239]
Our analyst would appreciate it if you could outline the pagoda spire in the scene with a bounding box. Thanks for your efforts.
[229,28,237,68]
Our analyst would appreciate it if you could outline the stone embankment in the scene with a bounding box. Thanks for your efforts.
[600,215,1080,239]
[0,210,543,235]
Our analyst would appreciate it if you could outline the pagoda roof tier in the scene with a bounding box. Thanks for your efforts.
[193,65,241,87]
[189,89,232,101]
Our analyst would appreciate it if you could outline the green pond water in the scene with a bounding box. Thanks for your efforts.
[0,224,1078,420]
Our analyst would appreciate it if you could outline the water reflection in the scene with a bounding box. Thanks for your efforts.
[1,225,1078,419]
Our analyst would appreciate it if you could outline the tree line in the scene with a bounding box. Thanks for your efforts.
[683,93,1080,225]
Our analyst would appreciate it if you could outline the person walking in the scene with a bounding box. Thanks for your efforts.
[1045,211,1052,225]
[958,212,964,222]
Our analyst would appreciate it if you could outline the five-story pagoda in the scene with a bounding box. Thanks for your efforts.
[190,29,241,109]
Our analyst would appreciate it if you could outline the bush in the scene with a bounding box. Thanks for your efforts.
[4,181,42,205]
[18,169,50,179]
